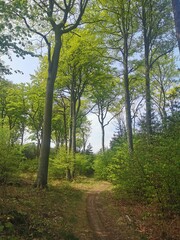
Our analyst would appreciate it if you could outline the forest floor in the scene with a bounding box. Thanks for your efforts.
[0,176,180,240]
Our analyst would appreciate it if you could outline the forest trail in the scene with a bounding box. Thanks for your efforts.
[86,182,113,240]
[73,180,134,240]
[1,178,179,239]
[72,180,141,240]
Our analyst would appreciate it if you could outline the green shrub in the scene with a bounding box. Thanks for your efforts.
[49,147,94,179]
[18,158,38,173]
[0,128,21,183]
[49,147,74,179]
[93,151,113,180]
[108,131,180,212]
[21,143,37,160]
[75,153,94,176]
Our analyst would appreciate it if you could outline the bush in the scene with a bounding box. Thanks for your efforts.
[93,151,113,180]
[21,143,37,160]
[108,131,180,212]
[49,147,94,179]
[18,158,38,173]
[49,147,73,179]
[75,153,94,177]
[0,128,21,183]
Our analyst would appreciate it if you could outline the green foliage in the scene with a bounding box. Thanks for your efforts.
[75,153,94,177]
[0,127,21,183]
[93,151,113,180]
[49,147,74,179]
[21,143,37,160]
[107,128,180,211]
[49,147,94,179]
[18,158,38,173]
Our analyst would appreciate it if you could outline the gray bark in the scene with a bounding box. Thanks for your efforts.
[35,36,62,187]
[123,34,133,153]
[172,0,180,52]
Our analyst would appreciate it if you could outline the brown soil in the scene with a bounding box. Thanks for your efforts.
[74,180,180,240]
[1,178,180,240]
[86,183,112,240]
[84,182,138,240]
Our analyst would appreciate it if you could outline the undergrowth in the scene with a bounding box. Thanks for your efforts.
[0,179,83,240]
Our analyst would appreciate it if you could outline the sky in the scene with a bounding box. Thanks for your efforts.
[3,54,116,153]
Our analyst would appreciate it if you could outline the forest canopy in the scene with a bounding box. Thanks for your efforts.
[0,0,179,214]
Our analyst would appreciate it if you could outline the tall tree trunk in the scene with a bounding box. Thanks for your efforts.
[142,3,152,139]
[20,122,25,146]
[67,78,76,180]
[172,0,180,53]
[35,35,62,188]
[145,63,152,138]
[161,82,168,130]
[63,111,68,151]
[123,34,133,153]
[71,95,76,154]
[101,123,105,152]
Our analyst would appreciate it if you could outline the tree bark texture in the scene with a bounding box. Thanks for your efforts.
[123,34,133,153]
[101,124,105,152]
[142,2,153,139]
[172,0,180,53]
[35,36,62,188]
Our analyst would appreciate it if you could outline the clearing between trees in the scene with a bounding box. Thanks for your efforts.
[0,177,179,240]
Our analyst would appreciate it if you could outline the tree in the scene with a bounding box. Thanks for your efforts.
[100,0,137,152]
[2,0,89,187]
[136,0,175,139]
[151,55,179,129]
[0,1,36,74]
[77,119,91,153]
[54,29,111,177]
[52,92,70,151]
[172,0,180,52]
[0,83,28,145]
[90,0,139,152]
[90,76,119,152]
[0,79,12,127]
[26,77,45,156]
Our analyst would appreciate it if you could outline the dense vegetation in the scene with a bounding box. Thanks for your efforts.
[0,1,180,238]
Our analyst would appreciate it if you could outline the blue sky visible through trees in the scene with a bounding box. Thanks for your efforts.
[3,47,180,152]
[3,54,116,153]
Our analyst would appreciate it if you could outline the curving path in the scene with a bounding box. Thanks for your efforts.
[87,192,111,239]
[86,183,117,240]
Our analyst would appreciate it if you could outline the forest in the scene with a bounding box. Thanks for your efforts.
[0,0,180,239]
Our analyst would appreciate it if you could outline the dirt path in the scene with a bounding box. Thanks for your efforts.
[73,179,141,240]
[85,182,120,240]
[86,191,110,240]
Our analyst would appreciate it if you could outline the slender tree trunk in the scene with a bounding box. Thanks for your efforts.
[67,78,76,180]
[71,115,76,153]
[20,122,25,146]
[101,123,105,152]
[145,62,152,138]
[71,95,76,154]
[142,3,152,139]
[35,34,62,188]
[123,34,133,153]
[161,83,168,130]
[172,0,180,53]
[35,78,54,187]
[63,111,68,151]
[36,131,41,157]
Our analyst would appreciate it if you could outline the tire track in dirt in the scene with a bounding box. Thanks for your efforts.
[86,191,110,240]
[86,182,115,240]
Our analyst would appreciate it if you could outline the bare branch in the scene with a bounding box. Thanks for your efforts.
[54,0,66,12]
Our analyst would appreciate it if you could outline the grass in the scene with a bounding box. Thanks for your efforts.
[98,190,180,240]
[0,178,85,240]
[0,176,180,240]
